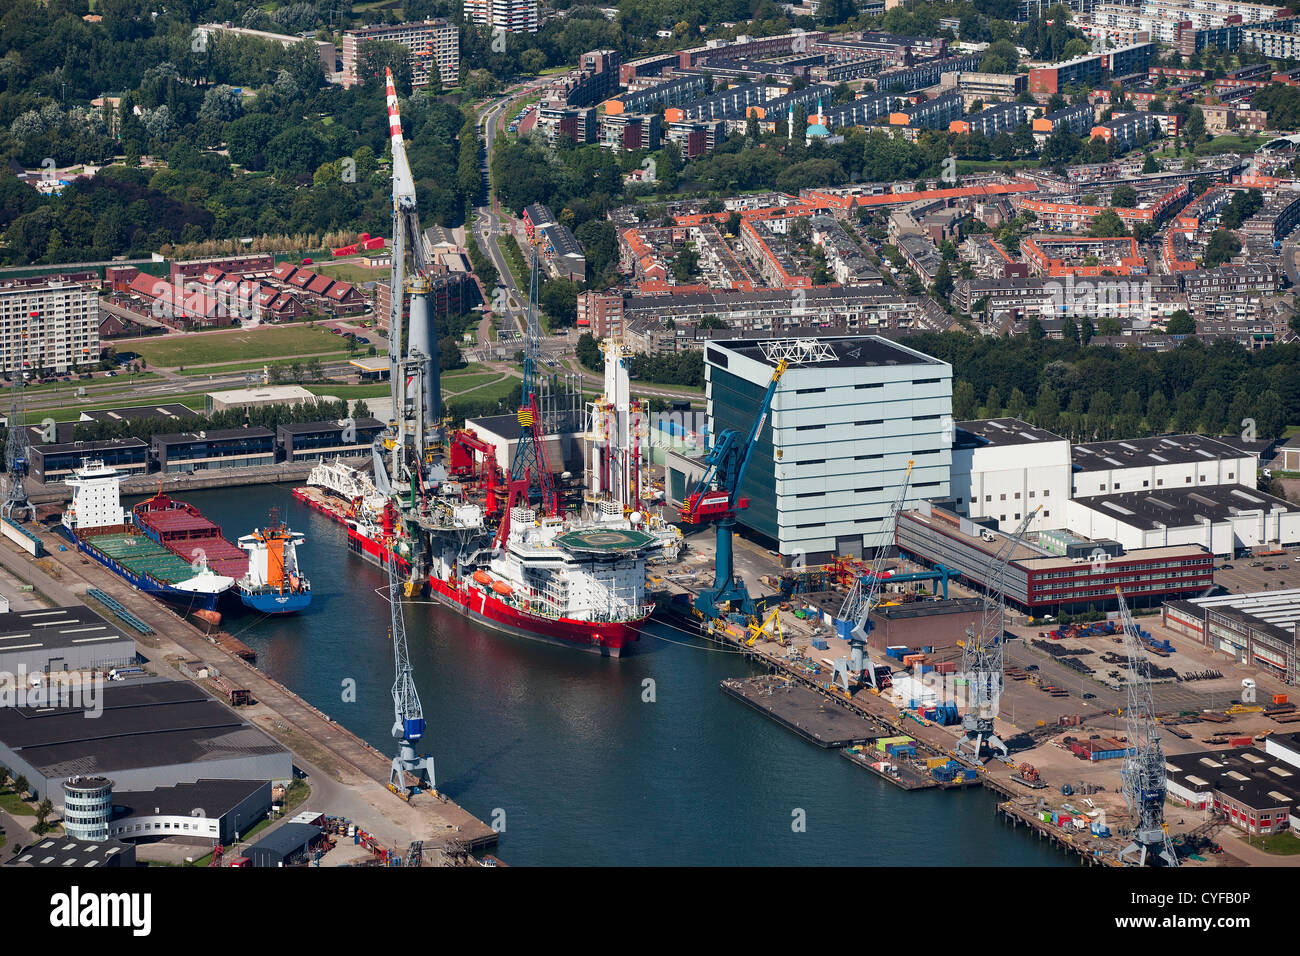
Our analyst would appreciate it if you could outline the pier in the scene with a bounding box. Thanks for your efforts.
[0,523,499,857]
[721,675,880,748]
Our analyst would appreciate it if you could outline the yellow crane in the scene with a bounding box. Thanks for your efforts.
[746,606,784,647]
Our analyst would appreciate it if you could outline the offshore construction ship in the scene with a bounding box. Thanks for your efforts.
[290,69,677,655]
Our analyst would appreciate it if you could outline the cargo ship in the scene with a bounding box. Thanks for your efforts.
[236,509,311,614]
[60,461,235,621]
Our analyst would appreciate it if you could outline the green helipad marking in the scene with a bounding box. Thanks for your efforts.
[554,528,657,553]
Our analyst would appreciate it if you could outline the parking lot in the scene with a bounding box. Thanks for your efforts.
[1212,551,1300,594]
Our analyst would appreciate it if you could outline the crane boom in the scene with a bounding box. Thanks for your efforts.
[831,461,913,694]
[387,548,435,796]
[1115,586,1178,867]
[956,507,1038,759]
[679,358,787,623]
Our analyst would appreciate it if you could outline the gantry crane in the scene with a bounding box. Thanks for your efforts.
[1114,586,1178,867]
[3,375,31,522]
[956,506,1039,760]
[679,358,788,622]
[386,549,435,798]
[832,460,913,695]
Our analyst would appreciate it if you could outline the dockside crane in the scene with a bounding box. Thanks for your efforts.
[385,549,436,799]
[831,460,912,695]
[1114,586,1179,867]
[956,507,1039,761]
[376,67,443,503]
[3,375,31,522]
[679,358,788,622]
[506,248,559,519]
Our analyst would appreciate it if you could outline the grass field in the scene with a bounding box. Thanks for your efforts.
[118,327,347,368]
[1246,832,1300,854]
[316,261,390,284]
[443,372,502,394]
[0,789,34,815]
[175,351,353,376]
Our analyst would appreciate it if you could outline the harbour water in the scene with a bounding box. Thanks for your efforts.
[158,484,1069,866]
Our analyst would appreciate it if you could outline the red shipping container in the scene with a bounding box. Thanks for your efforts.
[1229,736,1253,747]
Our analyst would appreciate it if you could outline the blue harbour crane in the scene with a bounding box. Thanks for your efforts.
[679,357,788,623]
[386,549,435,798]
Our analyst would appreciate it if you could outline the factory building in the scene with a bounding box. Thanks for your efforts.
[0,679,292,804]
[950,418,1072,534]
[1165,748,1300,834]
[1165,589,1300,683]
[897,499,1214,614]
[244,821,326,867]
[1070,434,1259,500]
[1065,485,1300,556]
[697,336,953,565]
[0,605,138,676]
[7,837,136,868]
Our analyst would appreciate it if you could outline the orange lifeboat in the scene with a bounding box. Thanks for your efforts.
[491,580,513,597]
[473,570,492,586]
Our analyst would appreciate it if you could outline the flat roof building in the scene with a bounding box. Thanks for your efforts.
[109,779,271,844]
[0,679,292,804]
[278,418,385,462]
[6,836,136,868]
[950,418,1072,534]
[244,821,324,867]
[1165,588,1300,683]
[701,336,953,565]
[151,428,276,473]
[27,437,149,484]
[897,499,1214,614]
[0,605,138,676]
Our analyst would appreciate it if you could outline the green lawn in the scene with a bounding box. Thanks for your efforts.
[117,326,348,368]
[448,373,520,406]
[443,362,493,380]
[19,373,161,395]
[443,372,502,394]
[175,351,351,376]
[0,790,34,816]
[316,261,390,285]
[1246,832,1300,855]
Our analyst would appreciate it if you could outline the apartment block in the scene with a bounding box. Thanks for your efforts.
[0,279,99,375]
[341,19,459,89]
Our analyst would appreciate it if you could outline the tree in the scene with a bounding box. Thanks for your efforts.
[1204,229,1241,268]
[13,774,29,797]
[358,39,412,94]
[199,84,243,123]
[1166,310,1195,335]
[34,798,54,834]
[953,380,977,419]
[1111,185,1138,208]
[1183,106,1206,144]
[1088,208,1127,237]
[305,357,324,380]
[1097,316,1122,336]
